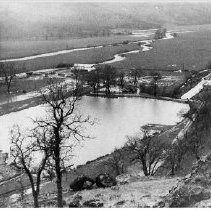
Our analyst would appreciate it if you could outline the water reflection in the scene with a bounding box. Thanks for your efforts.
[0,96,189,166]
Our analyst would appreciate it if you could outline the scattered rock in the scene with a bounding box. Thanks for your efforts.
[169,186,210,207]
[95,173,116,188]
[68,193,82,208]
[95,193,103,198]
[157,201,165,208]
[192,175,211,186]
[108,194,121,201]
[115,200,125,206]
[116,174,131,185]
[62,200,66,206]
[73,193,83,200]
[142,205,150,208]
[142,194,151,198]
[43,200,57,207]
[83,199,104,207]
[68,200,80,208]
[69,175,95,191]
[111,186,120,191]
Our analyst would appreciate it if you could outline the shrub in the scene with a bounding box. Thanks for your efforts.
[56,63,74,68]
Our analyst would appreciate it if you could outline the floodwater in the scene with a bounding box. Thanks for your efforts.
[0,96,189,166]
[0,32,173,65]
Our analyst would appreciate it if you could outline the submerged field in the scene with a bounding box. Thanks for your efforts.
[0,34,153,60]
[112,29,211,71]
[1,26,211,74]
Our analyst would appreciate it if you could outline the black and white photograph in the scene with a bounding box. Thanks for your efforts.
[0,0,211,208]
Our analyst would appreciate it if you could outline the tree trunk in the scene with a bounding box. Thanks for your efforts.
[106,84,110,95]
[141,157,148,176]
[170,163,175,176]
[195,154,200,161]
[32,191,39,208]
[93,85,96,93]
[55,157,63,207]
[7,86,10,94]
[54,143,63,207]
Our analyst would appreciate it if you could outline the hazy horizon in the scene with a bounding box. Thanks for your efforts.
[1,0,211,41]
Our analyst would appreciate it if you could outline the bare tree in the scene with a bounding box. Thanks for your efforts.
[117,71,125,90]
[43,160,56,182]
[154,28,167,40]
[150,72,162,96]
[106,148,127,176]
[129,69,141,87]
[100,65,117,95]
[0,63,16,94]
[165,138,188,176]
[185,123,206,161]
[36,83,94,207]
[126,130,166,176]
[86,69,100,93]
[181,102,211,161]
[206,60,211,69]
[10,126,52,207]
[71,67,87,89]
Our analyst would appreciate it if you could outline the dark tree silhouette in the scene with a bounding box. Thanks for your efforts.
[150,72,162,96]
[126,130,166,176]
[154,28,167,40]
[10,126,52,207]
[129,69,141,87]
[100,65,117,95]
[117,71,125,90]
[106,148,127,176]
[36,82,94,207]
[0,63,16,94]
[86,69,100,93]
[165,138,188,176]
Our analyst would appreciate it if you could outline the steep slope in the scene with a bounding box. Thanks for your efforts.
[63,177,178,208]
[159,153,211,207]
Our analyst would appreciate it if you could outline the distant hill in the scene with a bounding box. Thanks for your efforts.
[1,2,211,40]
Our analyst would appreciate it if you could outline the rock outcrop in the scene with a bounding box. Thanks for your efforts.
[83,199,104,207]
[95,173,116,188]
[69,175,95,191]
[159,154,211,207]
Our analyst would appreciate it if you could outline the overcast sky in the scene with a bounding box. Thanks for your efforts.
[1,0,211,3]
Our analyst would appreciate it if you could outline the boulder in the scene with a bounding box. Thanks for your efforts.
[83,199,104,207]
[116,174,131,185]
[115,200,125,206]
[95,173,116,188]
[62,200,67,206]
[69,175,95,191]
[68,200,80,208]
[68,194,82,208]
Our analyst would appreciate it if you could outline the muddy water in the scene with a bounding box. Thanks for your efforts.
[0,96,189,166]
